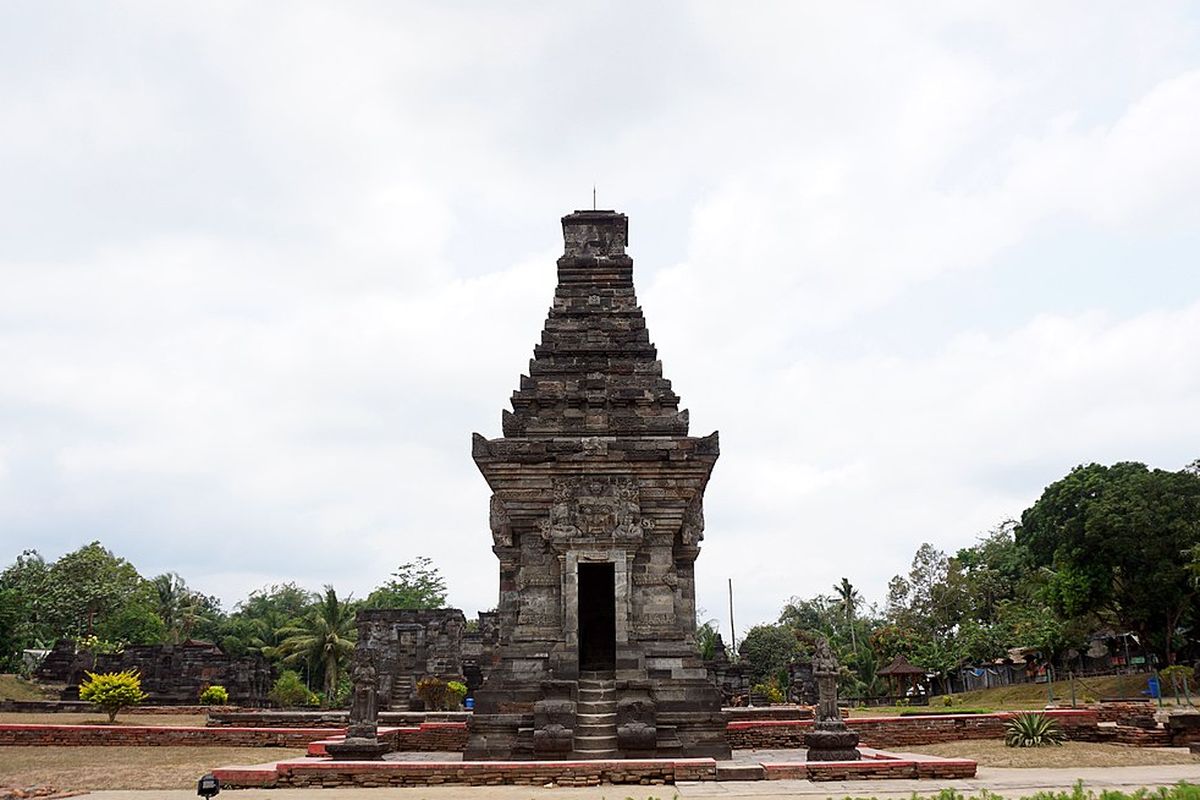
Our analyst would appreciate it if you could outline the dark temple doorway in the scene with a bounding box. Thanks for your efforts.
[578,562,616,671]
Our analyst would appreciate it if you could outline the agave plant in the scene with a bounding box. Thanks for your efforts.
[1004,712,1065,747]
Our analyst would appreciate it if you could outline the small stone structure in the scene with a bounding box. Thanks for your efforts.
[36,639,270,706]
[352,608,498,711]
[462,611,500,697]
[802,638,860,761]
[466,210,728,760]
[704,634,816,706]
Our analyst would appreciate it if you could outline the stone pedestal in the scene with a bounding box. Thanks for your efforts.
[803,719,861,761]
[325,737,392,761]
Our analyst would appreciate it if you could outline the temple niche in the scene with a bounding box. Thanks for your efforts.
[465,210,729,760]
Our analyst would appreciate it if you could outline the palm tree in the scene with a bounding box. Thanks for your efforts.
[153,572,203,644]
[834,577,861,656]
[275,586,357,704]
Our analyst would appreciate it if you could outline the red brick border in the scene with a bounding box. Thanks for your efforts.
[0,723,331,747]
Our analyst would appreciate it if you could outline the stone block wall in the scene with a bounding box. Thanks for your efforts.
[354,608,467,710]
[726,709,1109,750]
[266,759,718,788]
[36,640,270,706]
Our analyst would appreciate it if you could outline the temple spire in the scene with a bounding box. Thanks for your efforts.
[501,210,688,438]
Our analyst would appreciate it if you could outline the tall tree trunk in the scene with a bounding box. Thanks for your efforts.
[325,652,338,704]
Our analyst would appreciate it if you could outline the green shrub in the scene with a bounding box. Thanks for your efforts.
[269,670,319,708]
[416,676,450,710]
[750,681,784,704]
[447,680,468,709]
[199,685,229,705]
[1161,665,1195,682]
[1004,712,1065,747]
[79,669,148,722]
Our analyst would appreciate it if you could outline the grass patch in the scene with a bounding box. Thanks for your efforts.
[946,674,1155,709]
[902,739,1196,768]
[0,745,305,790]
[0,712,208,726]
[0,675,52,702]
[828,782,1200,800]
[898,707,994,716]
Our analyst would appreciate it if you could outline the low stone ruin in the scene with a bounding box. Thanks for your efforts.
[35,639,271,706]
[353,608,499,711]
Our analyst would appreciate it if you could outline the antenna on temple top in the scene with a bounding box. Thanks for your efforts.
[592,185,596,210]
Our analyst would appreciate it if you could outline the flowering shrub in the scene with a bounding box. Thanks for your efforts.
[79,669,148,722]
[199,685,229,705]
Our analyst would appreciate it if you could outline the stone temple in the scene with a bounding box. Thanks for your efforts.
[465,210,729,760]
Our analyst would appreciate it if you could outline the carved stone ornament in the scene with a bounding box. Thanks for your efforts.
[537,477,653,546]
[489,495,513,547]
[680,493,705,546]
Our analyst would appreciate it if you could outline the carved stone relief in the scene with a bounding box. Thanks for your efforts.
[538,476,654,547]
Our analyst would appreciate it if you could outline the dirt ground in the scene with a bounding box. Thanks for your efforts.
[0,713,209,726]
[903,739,1199,768]
[0,745,304,791]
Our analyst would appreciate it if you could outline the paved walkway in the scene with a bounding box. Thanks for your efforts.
[79,763,1200,800]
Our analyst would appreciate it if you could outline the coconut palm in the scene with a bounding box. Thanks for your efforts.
[275,586,357,704]
[834,577,861,656]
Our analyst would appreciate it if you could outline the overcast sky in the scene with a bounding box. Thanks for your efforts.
[2,2,1199,640]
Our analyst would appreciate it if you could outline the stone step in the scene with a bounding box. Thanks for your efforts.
[572,749,619,760]
[579,671,615,681]
[716,764,765,781]
[576,712,616,724]
[576,724,617,734]
[578,688,616,700]
[577,682,616,691]
[573,734,618,748]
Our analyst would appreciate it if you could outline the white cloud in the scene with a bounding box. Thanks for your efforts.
[1,2,1198,641]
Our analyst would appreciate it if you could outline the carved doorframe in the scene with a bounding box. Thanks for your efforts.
[561,548,629,654]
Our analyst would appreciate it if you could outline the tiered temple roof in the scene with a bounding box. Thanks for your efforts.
[502,210,689,439]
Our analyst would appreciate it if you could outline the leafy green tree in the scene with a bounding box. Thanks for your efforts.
[778,594,842,656]
[218,583,314,660]
[738,624,801,686]
[955,618,1008,664]
[886,543,969,641]
[1017,462,1200,663]
[366,556,448,609]
[955,520,1033,624]
[43,542,146,639]
[94,599,167,645]
[0,551,53,667]
[869,623,920,665]
[275,586,357,705]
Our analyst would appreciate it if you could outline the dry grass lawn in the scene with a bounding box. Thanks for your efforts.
[0,712,208,726]
[0,675,52,702]
[0,745,304,790]
[904,739,1198,768]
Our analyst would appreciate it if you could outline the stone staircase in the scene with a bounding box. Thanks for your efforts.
[574,671,618,758]
[390,675,414,711]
